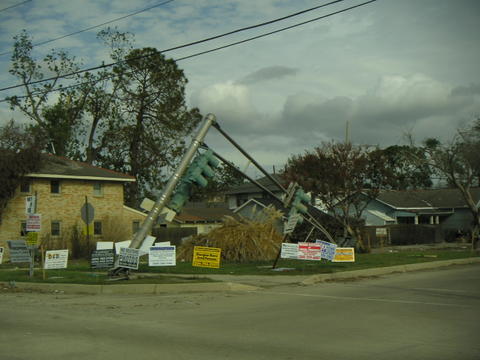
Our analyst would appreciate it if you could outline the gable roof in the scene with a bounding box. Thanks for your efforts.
[26,154,136,182]
[376,188,480,209]
[225,173,286,195]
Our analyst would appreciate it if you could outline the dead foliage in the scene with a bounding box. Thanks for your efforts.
[177,206,284,262]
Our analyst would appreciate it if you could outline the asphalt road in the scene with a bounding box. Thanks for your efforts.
[1,264,479,360]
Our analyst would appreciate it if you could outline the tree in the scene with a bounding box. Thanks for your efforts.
[0,121,45,222]
[373,145,433,190]
[7,30,88,157]
[420,118,480,249]
[283,141,391,249]
[7,29,202,207]
[98,45,202,206]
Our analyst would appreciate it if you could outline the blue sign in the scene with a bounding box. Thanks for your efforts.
[316,240,337,261]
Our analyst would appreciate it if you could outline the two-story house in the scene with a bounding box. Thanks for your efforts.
[0,154,146,253]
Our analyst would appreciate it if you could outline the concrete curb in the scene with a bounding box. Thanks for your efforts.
[301,257,480,285]
[2,280,259,295]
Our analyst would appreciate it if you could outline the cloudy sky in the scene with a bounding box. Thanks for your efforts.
[0,0,479,177]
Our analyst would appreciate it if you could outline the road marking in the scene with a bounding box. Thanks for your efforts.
[257,291,472,308]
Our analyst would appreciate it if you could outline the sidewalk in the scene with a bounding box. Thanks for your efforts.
[3,257,480,295]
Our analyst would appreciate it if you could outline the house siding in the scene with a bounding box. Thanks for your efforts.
[441,208,473,231]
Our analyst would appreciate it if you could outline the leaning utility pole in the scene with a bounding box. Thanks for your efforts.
[129,113,217,249]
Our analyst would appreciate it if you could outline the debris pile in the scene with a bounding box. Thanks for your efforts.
[177,206,284,262]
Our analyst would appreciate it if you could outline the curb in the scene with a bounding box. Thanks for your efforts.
[2,281,259,295]
[301,257,480,285]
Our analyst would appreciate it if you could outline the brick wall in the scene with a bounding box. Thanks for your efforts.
[0,178,146,255]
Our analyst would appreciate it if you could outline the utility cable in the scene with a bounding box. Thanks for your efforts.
[0,0,174,56]
[0,0,31,13]
[0,0,376,92]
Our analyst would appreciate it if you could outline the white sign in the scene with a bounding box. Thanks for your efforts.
[0,247,4,264]
[155,241,171,247]
[376,228,388,236]
[316,240,338,261]
[115,240,132,254]
[280,243,299,259]
[25,195,36,215]
[139,235,156,255]
[149,246,176,266]
[26,213,41,232]
[44,250,69,269]
[298,242,322,260]
[118,247,140,269]
[96,241,114,250]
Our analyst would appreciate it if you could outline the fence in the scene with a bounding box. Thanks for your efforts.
[364,224,443,248]
[152,227,198,246]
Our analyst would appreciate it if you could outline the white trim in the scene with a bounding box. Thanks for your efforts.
[123,205,148,217]
[367,210,395,222]
[233,198,266,213]
[26,173,136,182]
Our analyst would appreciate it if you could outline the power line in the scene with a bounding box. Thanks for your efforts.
[0,0,376,95]
[0,0,31,13]
[0,0,174,56]
[0,0,354,92]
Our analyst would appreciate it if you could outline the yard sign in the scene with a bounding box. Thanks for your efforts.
[192,246,221,269]
[44,250,69,269]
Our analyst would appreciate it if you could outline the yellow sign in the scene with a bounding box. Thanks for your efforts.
[83,224,94,236]
[26,232,38,246]
[192,246,221,268]
[332,247,355,262]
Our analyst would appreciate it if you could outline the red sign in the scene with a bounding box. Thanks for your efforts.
[298,242,322,261]
[26,214,41,232]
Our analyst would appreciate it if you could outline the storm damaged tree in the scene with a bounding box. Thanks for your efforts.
[0,121,45,222]
[283,142,391,250]
[7,30,89,157]
[100,46,202,206]
[420,118,480,249]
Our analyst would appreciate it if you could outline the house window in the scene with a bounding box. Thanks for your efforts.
[132,221,140,234]
[50,180,60,194]
[93,182,103,196]
[20,221,27,236]
[20,180,31,193]
[51,221,61,236]
[94,221,102,235]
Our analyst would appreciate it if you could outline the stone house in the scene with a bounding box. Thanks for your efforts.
[0,154,146,254]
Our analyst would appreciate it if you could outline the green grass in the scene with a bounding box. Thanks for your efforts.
[0,249,477,284]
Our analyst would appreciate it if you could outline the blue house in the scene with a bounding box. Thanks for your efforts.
[363,188,480,234]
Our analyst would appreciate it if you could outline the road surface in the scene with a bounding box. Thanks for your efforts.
[1,264,479,360]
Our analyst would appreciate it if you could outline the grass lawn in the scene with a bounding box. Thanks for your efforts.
[0,248,477,284]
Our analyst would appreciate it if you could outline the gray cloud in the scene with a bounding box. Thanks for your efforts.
[237,66,298,85]
[451,83,480,97]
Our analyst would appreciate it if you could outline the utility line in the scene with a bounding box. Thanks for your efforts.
[0,0,175,57]
[0,0,31,13]
[0,0,375,93]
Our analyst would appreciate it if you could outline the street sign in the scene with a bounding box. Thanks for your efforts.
[376,228,388,236]
[7,240,31,263]
[118,247,140,269]
[25,195,36,215]
[44,250,69,269]
[26,214,41,232]
[192,246,221,268]
[90,249,115,269]
[316,240,337,261]
[149,246,176,266]
[332,247,355,262]
[284,213,302,235]
[81,202,95,224]
[0,247,4,264]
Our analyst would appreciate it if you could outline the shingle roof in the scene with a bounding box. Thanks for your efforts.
[377,188,480,209]
[174,204,237,223]
[27,154,136,182]
[225,174,286,195]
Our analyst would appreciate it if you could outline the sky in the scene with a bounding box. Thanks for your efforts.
[0,0,479,178]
